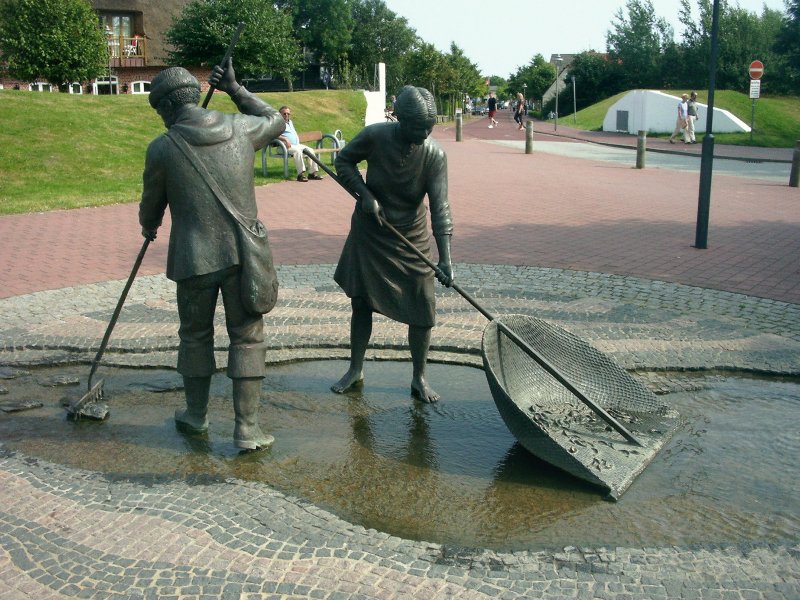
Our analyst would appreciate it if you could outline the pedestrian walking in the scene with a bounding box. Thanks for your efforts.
[487,91,499,128]
[686,91,699,144]
[669,93,690,144]
[514,92,526,130]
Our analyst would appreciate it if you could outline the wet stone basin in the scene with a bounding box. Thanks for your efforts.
[0,360,798,552]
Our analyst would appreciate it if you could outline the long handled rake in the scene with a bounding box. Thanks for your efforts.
[69,23,246,418]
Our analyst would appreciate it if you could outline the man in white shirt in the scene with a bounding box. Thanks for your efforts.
[277,106,323,182]
[669,93,690,144]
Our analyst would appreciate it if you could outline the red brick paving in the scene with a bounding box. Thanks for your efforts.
[1,117,798,304]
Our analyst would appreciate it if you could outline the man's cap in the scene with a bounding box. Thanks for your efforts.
[149,67,200,108]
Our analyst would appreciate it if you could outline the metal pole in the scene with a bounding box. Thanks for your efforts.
[554,75,559,132]
[790,140,800,187]
[525,121,533,154]
[636,130,646,169]
[750,98,755,143]
[456,112,463,142]
[694,0,720,250]
[572,75,576,124]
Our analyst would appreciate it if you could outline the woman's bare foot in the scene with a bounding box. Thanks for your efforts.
[331,368,364,393]
[411,376,440,403]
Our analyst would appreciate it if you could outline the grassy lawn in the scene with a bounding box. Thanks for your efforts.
[568,90,800,147]
[1,87,795,216]
[0,89,366,215]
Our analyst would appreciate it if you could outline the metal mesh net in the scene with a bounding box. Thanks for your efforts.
[484,314,670,434]
[481,314,679,498]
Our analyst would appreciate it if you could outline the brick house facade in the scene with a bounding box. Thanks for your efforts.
[0,0,213,95]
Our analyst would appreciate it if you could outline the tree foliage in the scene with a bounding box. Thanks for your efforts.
[677,0,785,91]
[556,0,800,110]
[507,54,556,103]
[560,52,622,112]
[166,0,302,84]
[402,42,448,96]
[277,0,353,66]
[0,0,108,87]
[606,0,673,89]
[443,43,484,98]
[773,0,800,93]
[346,0,417,91]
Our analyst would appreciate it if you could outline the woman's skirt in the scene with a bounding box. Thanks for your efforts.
[334,209,436,327]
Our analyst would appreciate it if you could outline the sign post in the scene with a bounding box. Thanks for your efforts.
[748,60,763,142]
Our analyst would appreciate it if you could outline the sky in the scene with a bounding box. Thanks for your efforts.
[381,0,788,78]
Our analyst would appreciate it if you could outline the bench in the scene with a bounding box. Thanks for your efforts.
[261,130,345,178]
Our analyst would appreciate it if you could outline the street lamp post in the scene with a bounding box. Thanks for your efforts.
[554,54,562,132]
[572,75,576,124]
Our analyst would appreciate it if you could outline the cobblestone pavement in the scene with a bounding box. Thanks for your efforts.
[1,120,799,598]
[1,265,799,599]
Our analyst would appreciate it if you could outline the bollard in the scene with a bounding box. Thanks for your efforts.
[456,113,463,142]
[791,140,800,188]
[525,120,533,154]
[636,130,646,169]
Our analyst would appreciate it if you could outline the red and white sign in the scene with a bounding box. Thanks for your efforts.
[749,60,764,80]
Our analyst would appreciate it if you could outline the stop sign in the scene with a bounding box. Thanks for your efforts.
[749,60,764,80]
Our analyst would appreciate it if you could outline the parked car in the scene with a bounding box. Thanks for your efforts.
[472,106,487,116]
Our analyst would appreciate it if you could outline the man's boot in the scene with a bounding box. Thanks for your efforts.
[175,376,211,433]
[233,377,274,450]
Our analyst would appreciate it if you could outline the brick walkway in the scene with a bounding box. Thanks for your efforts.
[1,118,798,303]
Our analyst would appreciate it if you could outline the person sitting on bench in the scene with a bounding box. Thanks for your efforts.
[277,106,323,182]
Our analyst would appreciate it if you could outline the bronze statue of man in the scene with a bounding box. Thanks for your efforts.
[331,85,454,402]
[139,61,284,450]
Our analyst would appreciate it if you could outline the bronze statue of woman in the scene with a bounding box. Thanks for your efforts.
[331,85,454,402]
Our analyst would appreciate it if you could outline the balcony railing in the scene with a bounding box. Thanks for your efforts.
[106,35,147,65]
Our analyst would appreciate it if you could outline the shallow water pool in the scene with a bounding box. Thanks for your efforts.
[1,360,797,551]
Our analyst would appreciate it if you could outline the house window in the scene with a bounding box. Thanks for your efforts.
[99,12,139,59]
[68,82,83,94]
[93,75,119,95]
[130,81,150,94]
[100,14,133,38]
[29,82,53,92]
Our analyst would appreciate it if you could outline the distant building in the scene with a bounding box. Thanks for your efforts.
[603,90,750,134]
[541,53,575,106]
[0,0,326,95]
[0,0,195,94]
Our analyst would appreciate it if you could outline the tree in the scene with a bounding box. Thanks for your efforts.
[402,42,448,103]
[507,54,556,105]
[559,51,621,112]
[347,0,417,91]
[606,0,673,89]
[443,43,483,111]
[166,0,303,87]
[773,0,800,93]
[678,0,785,91]
[0,0,108,88]
[278,0,353,67]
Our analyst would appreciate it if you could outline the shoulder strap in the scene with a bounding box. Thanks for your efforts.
[166,129,257,233]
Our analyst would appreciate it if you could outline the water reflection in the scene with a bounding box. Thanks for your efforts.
[0,361,798,551]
